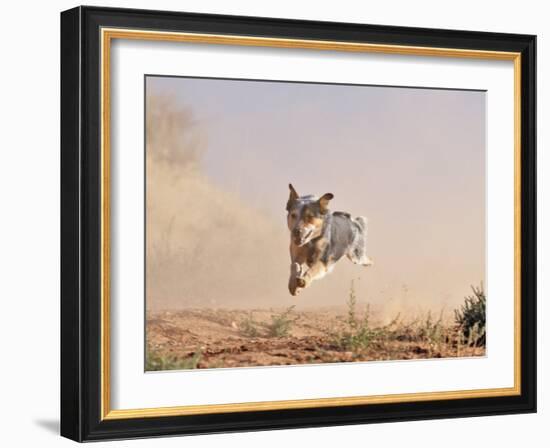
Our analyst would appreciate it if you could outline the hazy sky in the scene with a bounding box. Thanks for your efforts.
[146,76,486,314]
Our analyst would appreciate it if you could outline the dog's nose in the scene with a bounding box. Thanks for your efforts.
[292,228,301,238]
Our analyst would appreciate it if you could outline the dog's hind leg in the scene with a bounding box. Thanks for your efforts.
[348,247,373,266]
[347,217,373,267]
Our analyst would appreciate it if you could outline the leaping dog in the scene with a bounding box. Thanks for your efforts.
[286,184,372,296]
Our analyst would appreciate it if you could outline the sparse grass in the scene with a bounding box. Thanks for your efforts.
[347,280,358,329]
[333,281,377,351]
[238,312,262,337]
[418,311,445,344]
[332,282,466,358]
[146,348,201,371]
[266,306,297,338]
[412,311,445,356]
[455,284,486,347]
[147,305,486,370]
[238,306,297,338]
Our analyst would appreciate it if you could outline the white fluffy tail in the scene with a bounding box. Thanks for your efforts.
[354,216,368,232]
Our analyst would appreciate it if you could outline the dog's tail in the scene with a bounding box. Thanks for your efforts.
[353,216,368,232]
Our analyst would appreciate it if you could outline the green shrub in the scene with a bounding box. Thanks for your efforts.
[454,284,486,347]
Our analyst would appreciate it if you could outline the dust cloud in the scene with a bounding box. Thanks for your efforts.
[146,95,292,311]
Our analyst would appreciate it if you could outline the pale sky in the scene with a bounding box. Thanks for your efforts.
[146,76,486,314]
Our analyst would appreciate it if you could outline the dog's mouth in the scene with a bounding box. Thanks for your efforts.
[295,229,313,246]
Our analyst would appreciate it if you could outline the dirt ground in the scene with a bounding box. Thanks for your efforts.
[146,307,485,370]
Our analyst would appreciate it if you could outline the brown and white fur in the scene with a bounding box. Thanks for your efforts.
[286,184,372,296]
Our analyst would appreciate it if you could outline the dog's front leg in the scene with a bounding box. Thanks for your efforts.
[289,243,309,296]
[288,262,305,296]
[297,261,327,289]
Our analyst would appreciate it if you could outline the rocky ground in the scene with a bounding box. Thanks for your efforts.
[145,307,485,370]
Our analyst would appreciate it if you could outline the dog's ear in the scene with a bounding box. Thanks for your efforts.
[287,184,299,211]
[318,193,334,214]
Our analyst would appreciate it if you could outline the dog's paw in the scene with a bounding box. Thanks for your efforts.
[288,275,302,296]
[289,264,308,295]
[291,262,303,277]
[363,257,374,267]
[288,283,303,296]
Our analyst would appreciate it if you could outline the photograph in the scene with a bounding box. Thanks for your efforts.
[145,76,487,371]
[57,4,537,442]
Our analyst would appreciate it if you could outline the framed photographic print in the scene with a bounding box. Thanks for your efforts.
[60,6,537,442]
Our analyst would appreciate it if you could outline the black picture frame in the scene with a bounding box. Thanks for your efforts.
[61,5,536,442]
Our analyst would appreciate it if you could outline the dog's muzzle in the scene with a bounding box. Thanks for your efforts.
[293,227,313,246]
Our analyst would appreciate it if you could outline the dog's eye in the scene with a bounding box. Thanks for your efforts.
[290,213,297,219]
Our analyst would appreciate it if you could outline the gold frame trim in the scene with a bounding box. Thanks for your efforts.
[100,28,522,420]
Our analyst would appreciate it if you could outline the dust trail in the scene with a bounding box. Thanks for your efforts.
[146,94,290,310]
